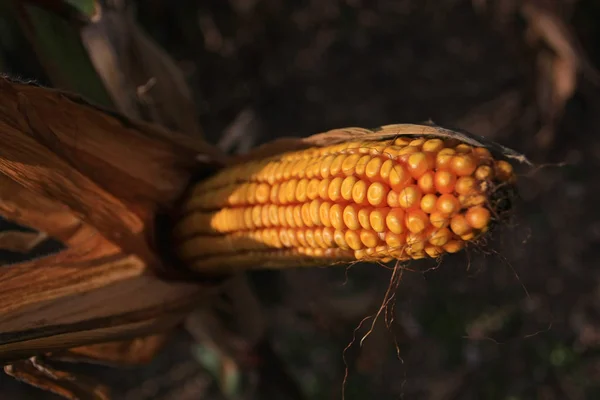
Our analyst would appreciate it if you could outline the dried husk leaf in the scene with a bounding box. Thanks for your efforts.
[0,230,47,253]
[0,77,223,360]
[52,334,169,366]
[5,357,111,400]
[0,76,223,267]
[229,123,531,166]
[80,5,203,136]
[10,0,202,136]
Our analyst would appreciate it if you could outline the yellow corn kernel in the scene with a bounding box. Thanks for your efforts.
[175,134,517,272]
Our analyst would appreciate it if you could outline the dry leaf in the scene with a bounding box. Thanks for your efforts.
[5,357,111,400]
[0,230,47,253]
[0,77,223,362]
[81,3,203,136]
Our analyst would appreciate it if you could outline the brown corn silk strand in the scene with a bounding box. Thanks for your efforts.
[173,125,520,273]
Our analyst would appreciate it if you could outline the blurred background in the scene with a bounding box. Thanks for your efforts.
[1,0,599,399]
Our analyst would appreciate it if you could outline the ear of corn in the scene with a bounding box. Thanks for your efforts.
[174,135,516,273]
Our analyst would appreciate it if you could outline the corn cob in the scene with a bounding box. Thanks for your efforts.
[173,134,517,273]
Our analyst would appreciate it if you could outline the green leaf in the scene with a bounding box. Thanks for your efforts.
[21,4,113,107]
[62,0,97,18]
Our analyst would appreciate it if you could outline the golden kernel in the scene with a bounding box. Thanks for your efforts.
[473,147,492,161]
[334,230,349,249]
[341,154,362,176]
[279,229,292,247]
[382,145,400,158]
[397,146,419,162]
[274,162,286,181]
[316,200,330,226]
[343,205,361,230]
[358,208,372,230]
[251,205,262,228]
[352,180,368,204]
[428,227,452,247]
[344,142,362,151]
[285,206,296,227]
[306,179,320,200]
[406,232,426,252]
[296,229,307,247]
[286,180,298,203]
[405,209,429,233]
[313,228,326,248]
[345,230,364,250]
[267,228,282,247]
[320,155,335,178]
[268,204,279,226]
[380,159,394,181]
[385,231,406,249]
[461,232,475,241]
[360,230,380,248]
[293,205,304,227]
[465,206,491,230]
[355,155,371,175]
[455,176,477,195]
[301,203,313,227]
[278,206,287,227]
[430,211,449,228]
[387,190,400,207]
[425,245,444,258]
[341,176,358,201]
[255,183,271,204]
[394,137,411,146]
[295,179,309,202]
[328,177,344,202]
[244,207,255,229]
[388,163,411,191]
[450,214,472,236]
[322,227,335,247]
[385,208,406,234]
[305,229,317,248]
[247,183,258,204]
[330,204,344,230]
[287,228,299,248]
[443,240,464,253]
[451,154,477,176]
[330,154,346,177]
[398,185,422,209]
[455,143,473,153]
[365,157,384,181]
[459,194,486,207]
[409,138,425,147]
[436,149,455,169]
[355,249,367,260]
[318,178,331,200]
[265,162,278,184]
[420,193,438,213]
[434,170,456,194]
[422,139,444,152]
[293,158,309,178]
[369,143,387,156]
[355,142,372,154]
[367,182,389,207]
[475,165,494,181]
[407,152,433,178]
[283,160,296,180]
[370,208,390,232]
[306,159,319,179]
[417,171,436,194]
[436,194,461,216]
[495,160,514,182]
[278,181,288,204]
[261,205,271,227]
